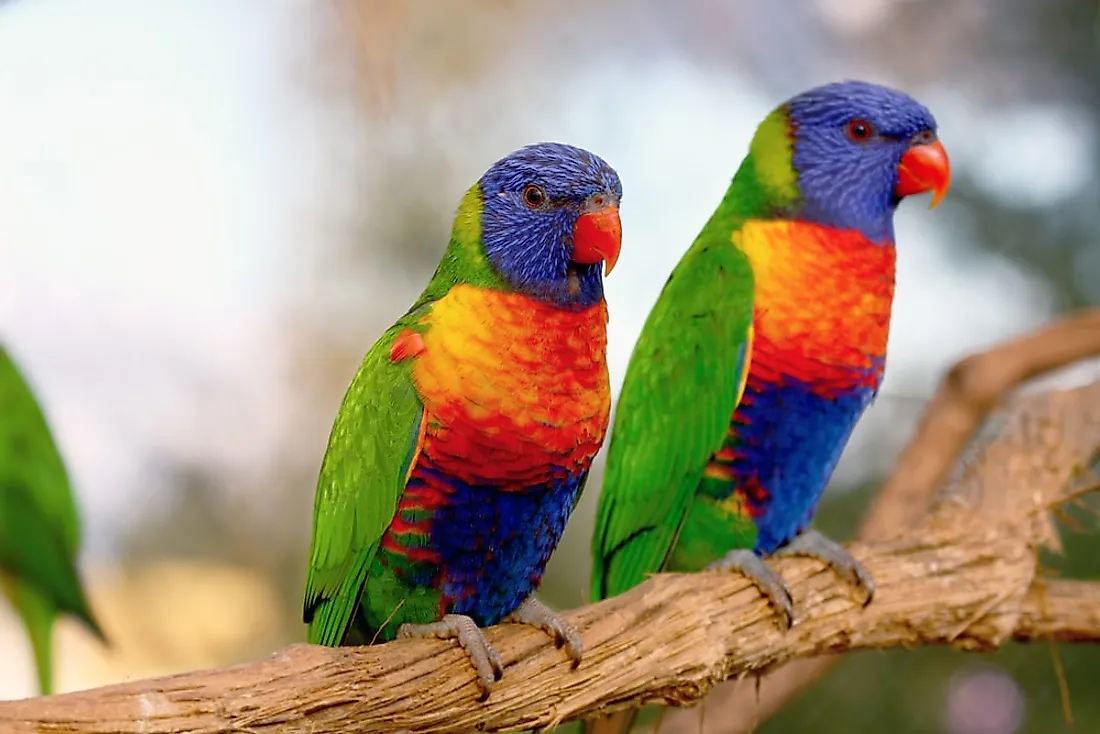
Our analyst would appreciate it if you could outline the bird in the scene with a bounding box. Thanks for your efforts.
[587,80,950,733]
[0,342,107,695]
[303,141,624,699]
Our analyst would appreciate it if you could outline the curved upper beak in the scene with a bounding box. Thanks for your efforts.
[895,138,951,208]
[572,204,622,276]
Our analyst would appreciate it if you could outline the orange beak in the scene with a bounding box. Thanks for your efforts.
[895,139,951,208]
[572,205,622,276]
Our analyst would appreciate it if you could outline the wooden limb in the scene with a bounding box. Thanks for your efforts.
[660,309,1100,734]
[3,318,1097,733]
[0,526,1095,734]
[2,382,1098,733]
[872,307,1100,535]
[1016,579,1100,642]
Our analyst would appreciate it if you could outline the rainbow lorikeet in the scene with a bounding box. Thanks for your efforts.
[303,142,623,698]
[588,80,950,731]
[0,343,107,695]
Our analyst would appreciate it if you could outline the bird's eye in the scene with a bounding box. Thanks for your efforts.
[522,184,546,209]
[846,118,875,141]
[913,129,937,145]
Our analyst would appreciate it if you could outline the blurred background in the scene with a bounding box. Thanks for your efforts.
[1,0,1099,731]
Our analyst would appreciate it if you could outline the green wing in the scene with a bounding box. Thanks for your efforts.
[0,346,81,576]
[303,311,429,647]
[0,344,106,694]
[0,484,98,620]
[591,240,754,600]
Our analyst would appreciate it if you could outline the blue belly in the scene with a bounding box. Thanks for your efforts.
[427,469,587,627]
[727,375,876,555]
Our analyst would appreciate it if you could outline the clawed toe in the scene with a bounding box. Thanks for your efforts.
[774,529,875,606]
[707,549,794,630]
[505,597,584,667]
[398,614,503,699]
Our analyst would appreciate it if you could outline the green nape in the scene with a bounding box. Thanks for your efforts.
[415,184,507,306]
[696,105,801,240]
[748,107,800,204]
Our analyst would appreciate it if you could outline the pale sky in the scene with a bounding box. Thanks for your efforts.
[0,0,1077,559]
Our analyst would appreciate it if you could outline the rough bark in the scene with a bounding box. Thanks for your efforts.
[0,532,1096,733]
[0,379,1097,733]
[3,313,1098,734]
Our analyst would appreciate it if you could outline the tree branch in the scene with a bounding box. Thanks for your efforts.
[872,307,1100,534]
[660,307,1100,734]
[2,380,1098,733]
[0,522,1096,734]
[1015,579,1100,643]
[3,316,1098,734]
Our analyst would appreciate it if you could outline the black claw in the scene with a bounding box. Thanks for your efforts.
[505,597,584,667]
[707,548,795,630]
[859,576,876,607]
[489,651,505,682]
[775,529,876,609]
[398,614,504,699]
[776,591,794,631]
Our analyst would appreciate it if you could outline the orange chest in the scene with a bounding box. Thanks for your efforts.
[735,220,896,367]
[409,285,611,482]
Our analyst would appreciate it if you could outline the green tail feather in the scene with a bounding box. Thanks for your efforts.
[3,571,107,696]
[4,579,58,695]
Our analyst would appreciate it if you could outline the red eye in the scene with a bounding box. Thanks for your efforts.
[847,118,874,141]
[914,129,936,145]
[522,184,546,209]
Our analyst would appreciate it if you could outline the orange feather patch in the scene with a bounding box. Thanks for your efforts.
[734,219,895,379]
[410,284,611,488]
[390,329,425,363]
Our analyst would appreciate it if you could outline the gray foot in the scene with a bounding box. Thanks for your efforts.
[504,596,583,668]
[774,529,875,606]
[706,549,794,630]
[397,614,504,700]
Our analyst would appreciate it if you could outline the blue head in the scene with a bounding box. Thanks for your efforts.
[477,142,623,309]
[762,80,951,243]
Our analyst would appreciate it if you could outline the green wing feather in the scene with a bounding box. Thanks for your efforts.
[591,240,754,600]
[303,308,429,647]
[0,344,106,695]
